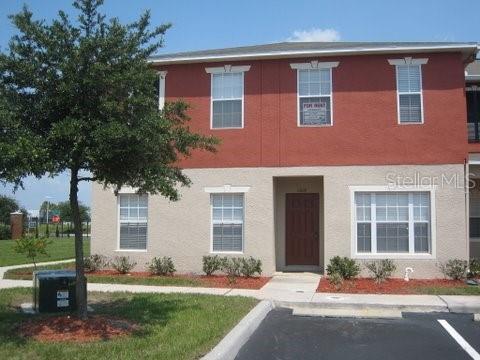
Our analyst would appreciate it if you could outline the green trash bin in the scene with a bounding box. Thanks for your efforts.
[33,270,77,313]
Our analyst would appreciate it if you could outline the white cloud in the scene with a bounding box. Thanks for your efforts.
[287,28,341,42]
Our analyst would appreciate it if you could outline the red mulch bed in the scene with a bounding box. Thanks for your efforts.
[317,277,467,294]
[18,315,139,343]
[88,270,271,289]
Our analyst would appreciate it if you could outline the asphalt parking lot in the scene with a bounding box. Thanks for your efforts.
[236,309,480,360]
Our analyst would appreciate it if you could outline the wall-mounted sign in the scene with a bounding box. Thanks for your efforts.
[303,102,326,124]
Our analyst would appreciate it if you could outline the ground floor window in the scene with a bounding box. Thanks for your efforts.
[118,194,148,250]
[211,193,244,252]
[354,191,431,255]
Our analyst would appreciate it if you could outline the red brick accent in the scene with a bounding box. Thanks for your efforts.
[10,212,23,240]
[156,52,468,168]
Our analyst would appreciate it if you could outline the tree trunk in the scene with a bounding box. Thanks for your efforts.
[69,168,88,319]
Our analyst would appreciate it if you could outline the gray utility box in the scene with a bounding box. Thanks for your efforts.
[33,270,77,313]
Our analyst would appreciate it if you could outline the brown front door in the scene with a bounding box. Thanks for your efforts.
[285,193,319,266]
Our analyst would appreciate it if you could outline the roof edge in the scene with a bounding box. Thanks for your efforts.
[148,44,479,65]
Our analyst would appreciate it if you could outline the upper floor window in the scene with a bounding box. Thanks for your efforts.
[157,71,167,110]
[290,61,339,127]
[389,58,428,124]
[206,65,250,129]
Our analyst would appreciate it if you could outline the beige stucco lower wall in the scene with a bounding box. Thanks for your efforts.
[91,164,468,278]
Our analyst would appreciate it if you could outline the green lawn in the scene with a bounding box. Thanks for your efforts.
[0,238,90,267]
[0,288,256,360]
[412,285,480,295]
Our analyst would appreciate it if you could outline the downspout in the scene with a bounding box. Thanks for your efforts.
[465,158,470,261]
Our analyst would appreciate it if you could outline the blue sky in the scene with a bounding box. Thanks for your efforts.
[1,0,479,210]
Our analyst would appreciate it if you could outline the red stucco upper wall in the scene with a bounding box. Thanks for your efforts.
[157,52,468,168]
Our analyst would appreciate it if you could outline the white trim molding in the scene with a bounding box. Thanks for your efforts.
[157,70,167,110]
[349,185,437,260]
[290,61,339,70]
[204,185,250,193]
[111,186,139,194]
[388,57,429,66]
[205,65,251,74]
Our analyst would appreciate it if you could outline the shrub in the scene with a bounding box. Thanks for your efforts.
[326,256,360,280]
[439,259,468,280]
[221,257,242,284]
[84,254,108,273]
[0,223,11,240]
[468,258,480,278]
[148,256,176,276]
[111,256,137,274]
[240,257,262,277]
[328,272,343,290]
[365,259,396,283]
[202,255,223,276]
[13,235,51,270]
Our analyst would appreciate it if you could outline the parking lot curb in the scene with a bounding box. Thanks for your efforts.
[439,295,480,314]
[292,306,403,319]
[201,300,274,360]
[275,300,448,314]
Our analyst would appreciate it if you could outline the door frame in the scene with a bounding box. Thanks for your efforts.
[285,192,320,266]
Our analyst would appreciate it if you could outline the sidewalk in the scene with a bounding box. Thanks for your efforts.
[1,262,479,314]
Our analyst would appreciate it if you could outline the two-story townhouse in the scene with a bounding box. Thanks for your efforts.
[91,42,479,278]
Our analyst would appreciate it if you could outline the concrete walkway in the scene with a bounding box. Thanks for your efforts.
[1,262,479,314]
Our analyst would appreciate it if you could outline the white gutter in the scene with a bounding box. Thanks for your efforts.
[148,44,478,65]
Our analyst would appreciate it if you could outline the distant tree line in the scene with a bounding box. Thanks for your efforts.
[39,201,90,223]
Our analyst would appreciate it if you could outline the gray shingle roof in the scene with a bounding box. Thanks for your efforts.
[149,41,478,64]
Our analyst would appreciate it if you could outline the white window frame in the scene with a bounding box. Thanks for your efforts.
[157,70,167,110]
[349,185,436,259]
[388,57,428,125]
[290,61,339,127]
[205,65,250,130]
[116,193,148,252]
[205,185,249,254]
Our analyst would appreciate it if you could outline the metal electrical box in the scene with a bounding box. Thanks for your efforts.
[33,270,77,313]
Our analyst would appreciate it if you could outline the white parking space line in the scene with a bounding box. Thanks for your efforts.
[438,319,480,360]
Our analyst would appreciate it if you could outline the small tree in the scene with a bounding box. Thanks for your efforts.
[0,0,218,318]
[13,236,52,270]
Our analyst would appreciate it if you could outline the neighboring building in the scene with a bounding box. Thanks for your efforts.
[26,209,39,229]
[91,42,480,278]
[466,59,480,258]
